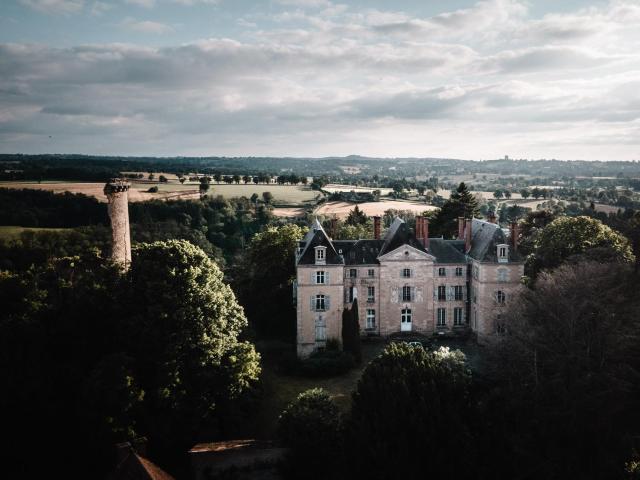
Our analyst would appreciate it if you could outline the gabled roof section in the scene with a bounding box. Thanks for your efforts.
[297,219,343,265]
[468,219,523,262]
[429,238,467,264]
[378,218,426,257]
[339,239,385,265]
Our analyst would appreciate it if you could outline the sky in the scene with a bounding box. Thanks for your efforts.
[1,0,639,160]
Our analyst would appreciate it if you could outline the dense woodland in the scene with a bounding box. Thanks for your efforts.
[1,173,640,478]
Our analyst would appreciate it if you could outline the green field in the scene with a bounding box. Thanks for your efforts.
[150,182,320,205]
[0,226,70,240]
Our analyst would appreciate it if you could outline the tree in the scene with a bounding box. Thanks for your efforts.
[341,299,362,363]
[262,191,274,204]
[179,177,186,184]
[148,173,155,181]
[242,175,250,184]
[493,189,503,199]
[231,224,306,339]
[429,182,479,238]
[232,174,241,184]
[346,343,476,479]
[158,175,168,183]
[520,188,531,199]
[198,177,210,199]
[504,190,512,199]
[278,388,342,479]
[486,261,640,479]
[346,204,368,226]
[213,173,222,184]
[531,216,634,275]
[125,241,261,460]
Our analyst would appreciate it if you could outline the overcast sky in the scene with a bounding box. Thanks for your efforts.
[1,0,639,160]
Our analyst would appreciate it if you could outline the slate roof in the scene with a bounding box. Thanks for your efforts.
[297,219,343,265]
[378,218,427,257]
[428,238,467,264]
[468,219,523,262]
[335,239,385,265]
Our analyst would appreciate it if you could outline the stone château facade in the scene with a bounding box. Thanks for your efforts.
[294,215,524,358]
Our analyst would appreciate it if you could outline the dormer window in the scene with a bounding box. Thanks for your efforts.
[315,246,326,265]
[497,244,509,264]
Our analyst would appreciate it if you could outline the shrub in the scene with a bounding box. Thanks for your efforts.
[147,186,158,193]
[278,388,342,479]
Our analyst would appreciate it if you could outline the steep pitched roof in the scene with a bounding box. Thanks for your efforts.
[297,219,343,265]
[378,218,427,257]
[468,219,523,262]
[428,238,466,264]
[339,239,385,265]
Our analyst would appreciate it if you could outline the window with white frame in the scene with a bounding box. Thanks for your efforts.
[437,308,446,326]
[495,290,506,304]
[402,268,412,278]
[402,285,412,302]
[455,267,464,277]
[315,294,326,311]
[437,285,447,301]
[497,268,508,282]
[454,285,464,301]
[349,268,357,278]
[315,271,326,284]
[497,244,509,263]
[401,308,412,324]
[315,246,326,265]
[367,286,375,303]
[438,267,446,277]
[454,307,464,326]
[368,268,375,277]
[315,316,326,341]
[366,309,376,329]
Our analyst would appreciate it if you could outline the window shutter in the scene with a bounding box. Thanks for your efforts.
[311,271,315,284]
[411,287,415,302]
[433,287,436,300]
[326,295,330,310]
[398,289,402,303]
[326,271,330,284]
[310,295,315,311]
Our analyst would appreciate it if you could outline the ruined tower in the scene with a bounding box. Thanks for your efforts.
[104,178,132,268]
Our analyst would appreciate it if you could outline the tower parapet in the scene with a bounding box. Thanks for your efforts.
[104,179,132,268]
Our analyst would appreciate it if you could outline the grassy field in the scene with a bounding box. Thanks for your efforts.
[0,226,70,240]
[0,180,320,205]
[315,200,437,219]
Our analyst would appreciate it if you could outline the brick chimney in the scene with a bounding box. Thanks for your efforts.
[423,216,430,250]
[330,217,338,239]
[510,221,519,252]
[465,218,472,253]
[373,216,381,240]
[415,216,424,244]
[458,217,465,240]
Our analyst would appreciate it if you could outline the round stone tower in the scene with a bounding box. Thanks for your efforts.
[104,178,132,268]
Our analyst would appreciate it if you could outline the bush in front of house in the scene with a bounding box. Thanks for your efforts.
[278,388,343,479]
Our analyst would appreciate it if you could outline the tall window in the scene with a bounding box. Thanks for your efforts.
[495,290,506,304]
[496,313,505,334]
[455,267,464,277]
[438,267,446,277]
[401,308,412,324]
[437,285,447,301]
[349,268,357,278]
[454,285,464,301]
[347,286,355,303]
[315,294,326,311]
[454,307,463,326]
[497,268,508,282]
[497,244,509,263]
[315,246,326,264]
[368,268,375,277]
[366,309,376,329]
[402,268,412,278]
[315,271,325,284]
[402,286,412,302]
[367,286,375,303]
[473,265,479,279]
[437,308,446,326]
[315,316,326,341]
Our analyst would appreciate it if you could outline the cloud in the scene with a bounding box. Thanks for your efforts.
[124,0,156,8]
[90,1,112,16]
[3,0,640,159]
[119,17,174,34]
[275,0,333,8]
[19,0,84,15]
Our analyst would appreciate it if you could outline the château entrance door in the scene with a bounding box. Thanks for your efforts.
[401,308,412,332]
